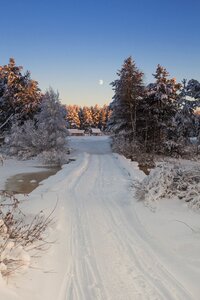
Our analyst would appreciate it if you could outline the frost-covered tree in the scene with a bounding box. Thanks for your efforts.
[175,79,199,140]
[0,58,42,133]
[66,105,81,128]
[142,65,181,152]
[64,104,111,130]
[99,104,110,130]
[91,104,101,128]
[82,106,93,129]
[109,56,144,141]
[5,88,68,165]
[186,79,200,100]
[7,119,36,157]
[78,107,84,129]
[35,88,68,163]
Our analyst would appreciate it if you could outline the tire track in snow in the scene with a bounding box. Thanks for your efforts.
[57,144,193,300]
[57,152,91,300]
[92,154,193,300]
[58,155,108,300]
[91,155,167,299]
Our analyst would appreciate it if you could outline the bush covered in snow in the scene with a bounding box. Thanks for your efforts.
[135,162,200,211]
[111,132,147,162]
[0,191,53,278]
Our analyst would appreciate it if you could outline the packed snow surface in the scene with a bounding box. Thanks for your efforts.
[0,136,200,300]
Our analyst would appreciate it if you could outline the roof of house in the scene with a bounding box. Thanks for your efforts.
[67,129,85,134]
[91,128,101,133]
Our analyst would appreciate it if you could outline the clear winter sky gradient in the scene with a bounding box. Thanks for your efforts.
[0,0,199,106]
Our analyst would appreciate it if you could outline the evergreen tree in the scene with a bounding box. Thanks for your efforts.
[175,79,198,140]
[91,104,101,128]
[66,105,81,128]
[142,65,181,152]
[0,58,41,132]
[64,104,111,131]
[186,79,200,100]
[99,104,110,130]
[82,106,93,129]
[109,57,144,141]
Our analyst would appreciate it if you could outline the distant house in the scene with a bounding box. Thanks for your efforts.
[91,128,102,136]
[67,129,85,136]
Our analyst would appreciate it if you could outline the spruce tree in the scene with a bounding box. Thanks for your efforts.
[143,65,181,152]
[186,79,200,100]
[91,104,101,128]
[82,106,93,129]
[99,104,110,130]
[66,105,81,128]
[0,58,41,132]
[176,79,199,141]
[109,57,144,141]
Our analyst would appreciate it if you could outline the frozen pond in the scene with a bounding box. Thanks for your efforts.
[4,167,61,194]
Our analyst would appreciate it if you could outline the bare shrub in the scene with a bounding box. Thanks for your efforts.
[37,149,69,166]
[111,134,141,160]
[0,191,54,277]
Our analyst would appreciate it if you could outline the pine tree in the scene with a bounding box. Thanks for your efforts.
[186,79,200,100]
[91,104,101,128]
[82,106,93,129]
[176,79,199,140]
[66,105,81,128]
[78,107,84,129]
[143,65,181,152]
[99,104,110,130]
[0,58,41,132]
[109,57,144,141]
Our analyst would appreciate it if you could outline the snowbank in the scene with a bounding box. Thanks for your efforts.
[136,160,200,211]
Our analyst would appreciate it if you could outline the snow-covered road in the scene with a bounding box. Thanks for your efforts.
[54,137,193,300]
[2,136,199,300]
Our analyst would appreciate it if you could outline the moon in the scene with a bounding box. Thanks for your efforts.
[99,79,104,85]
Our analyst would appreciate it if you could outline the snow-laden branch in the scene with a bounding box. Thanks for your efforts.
[0,113,14,130]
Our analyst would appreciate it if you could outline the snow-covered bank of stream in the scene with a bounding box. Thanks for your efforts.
[0,136,200,299]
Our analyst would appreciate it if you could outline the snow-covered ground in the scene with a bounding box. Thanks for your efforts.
[0,136,200,299]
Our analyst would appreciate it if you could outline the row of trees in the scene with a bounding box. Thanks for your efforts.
[65,104,111,130]
[2,56,200,161]
[4,88,68,164]
[0,58,69,164]
[0,58,111,135]
[109,57,200,157]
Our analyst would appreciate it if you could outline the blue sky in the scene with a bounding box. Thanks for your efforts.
[0,0,199,106]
